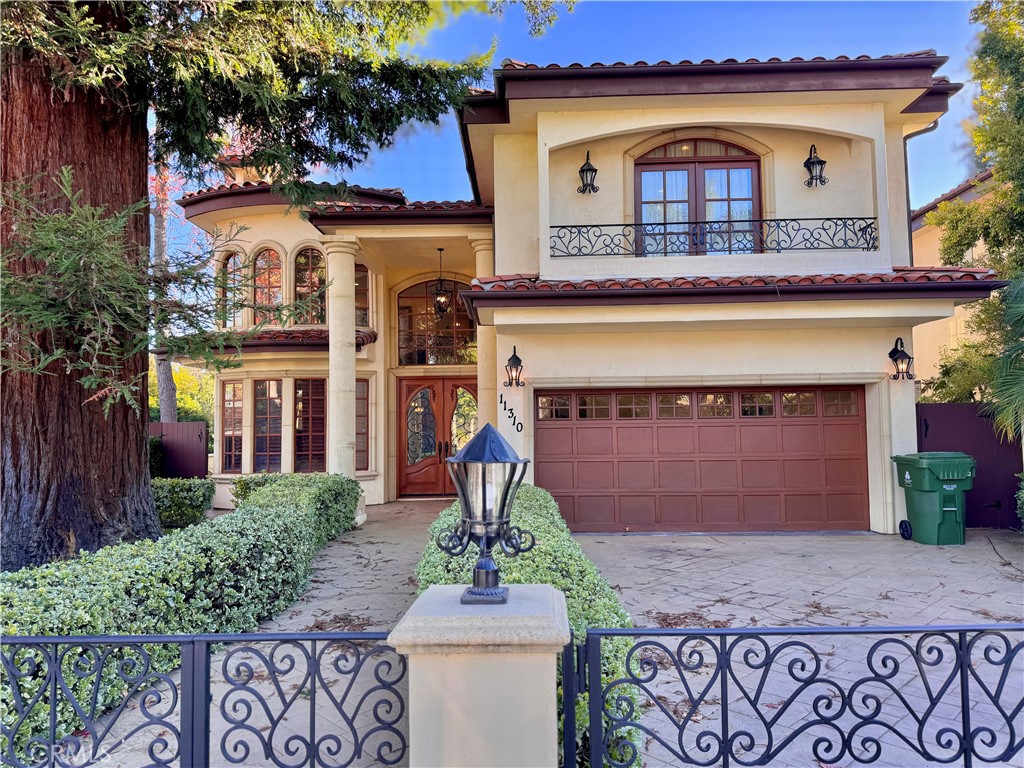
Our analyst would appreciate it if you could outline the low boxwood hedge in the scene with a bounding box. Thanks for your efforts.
[416,483,639,765]
[152,477,215,530]
[0,472,360,757]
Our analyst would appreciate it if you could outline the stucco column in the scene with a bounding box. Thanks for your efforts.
[324,238,359,477]
[471,237,498,427]
[388,584,570,768]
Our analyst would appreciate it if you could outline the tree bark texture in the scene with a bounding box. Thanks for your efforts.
[152,189,178,423]
[1,50,160,571]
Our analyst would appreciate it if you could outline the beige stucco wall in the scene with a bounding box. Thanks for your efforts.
[486,301,934,534]
[489,99,909,279]
[910,221,986,380]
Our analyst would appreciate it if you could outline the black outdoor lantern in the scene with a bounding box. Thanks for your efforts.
[432,247,454,316]
[435,423,535,604]
[577,151,599,194]
[888,337,915,380]
[803,144,829,188]
[504,346,525,388]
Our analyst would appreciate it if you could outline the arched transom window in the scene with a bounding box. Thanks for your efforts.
[397,281,476,365]
[253,248,282,323]
[294,248,326,325]
[635,138,760,256]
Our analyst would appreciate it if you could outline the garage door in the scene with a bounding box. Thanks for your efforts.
[535,387,869,532]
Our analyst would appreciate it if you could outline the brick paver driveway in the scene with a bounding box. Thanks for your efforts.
[577,529,1023,768]
[576,529,1024,628]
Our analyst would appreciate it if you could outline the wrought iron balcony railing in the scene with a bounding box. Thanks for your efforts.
[549,217,879,258]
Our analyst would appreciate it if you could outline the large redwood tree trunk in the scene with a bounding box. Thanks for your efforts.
[1,49,160,571]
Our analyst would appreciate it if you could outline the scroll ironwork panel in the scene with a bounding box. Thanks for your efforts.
[550,218,879,258]
[572,624,1023,767]
[1,633,408,768]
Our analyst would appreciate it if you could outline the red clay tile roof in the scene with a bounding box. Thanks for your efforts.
[239,328,377,351]
[314,200,489,214]
[497,50,943,71]
[912,169,996,222]
[470,267,998,292]
[179,180,406,204]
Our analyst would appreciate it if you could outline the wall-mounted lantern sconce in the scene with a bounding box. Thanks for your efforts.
[504,346,525,388]
[577,151,599,194]
[803,144,828,188]
[435,424,534,604]
[432,247,454,316]
[888,337,915,380]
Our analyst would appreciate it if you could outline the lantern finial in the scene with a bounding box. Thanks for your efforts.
[435,424,534,604]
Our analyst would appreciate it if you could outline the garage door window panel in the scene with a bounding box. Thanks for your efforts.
[782,391,818,417]
[740,392,775,417]
[823,391,858,416]
[658,393,692,418]
[538,395,571,420]
[617,394,651,419]
[698,393,733,418]
[578,395,611,419]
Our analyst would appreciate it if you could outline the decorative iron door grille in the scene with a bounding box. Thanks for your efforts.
[1,632,407,768]
[562,624,1024,767]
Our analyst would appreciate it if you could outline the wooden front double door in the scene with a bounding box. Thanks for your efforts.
[398,378,478,496]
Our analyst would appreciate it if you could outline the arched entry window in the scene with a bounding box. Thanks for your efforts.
[635,138,760,256]
[397,281,476,365]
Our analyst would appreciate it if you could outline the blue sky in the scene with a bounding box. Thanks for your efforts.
[340,0,980,211]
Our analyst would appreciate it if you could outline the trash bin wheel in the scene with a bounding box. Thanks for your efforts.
[899,520,912,540]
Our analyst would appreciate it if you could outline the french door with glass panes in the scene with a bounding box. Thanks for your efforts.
[398,378,478,496]
[635,159,760,256]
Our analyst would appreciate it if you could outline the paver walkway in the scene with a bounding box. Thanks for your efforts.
[258,499,450,634]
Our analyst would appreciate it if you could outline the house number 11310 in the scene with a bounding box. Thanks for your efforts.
[498,392,525,433]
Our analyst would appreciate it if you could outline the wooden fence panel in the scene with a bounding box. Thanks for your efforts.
[916,403,1022,529]
[149,422,209,479]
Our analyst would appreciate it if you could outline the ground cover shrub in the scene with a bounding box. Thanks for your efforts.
[152,477,215,530]
[231,472,287,503]
[0,472,360,758]
[416,483,640,765]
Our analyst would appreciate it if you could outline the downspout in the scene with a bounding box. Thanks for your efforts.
[903,119,940,267]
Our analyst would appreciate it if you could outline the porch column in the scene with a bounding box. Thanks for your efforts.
[470,237,498,427]
[324,237,359,477]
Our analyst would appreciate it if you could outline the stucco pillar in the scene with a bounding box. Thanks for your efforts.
[324,238,359,477]
[388,584,570,768]
[471,237,498,427]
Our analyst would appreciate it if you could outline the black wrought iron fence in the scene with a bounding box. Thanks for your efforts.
[564,624,1023,767]
[1,632,407,768]
[549,218,879,258]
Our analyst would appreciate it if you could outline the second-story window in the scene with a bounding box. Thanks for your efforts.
[220,252,244,328]
[355,264,370,327]
[635,139,759,256]
[253,248,282,324]
[295,248,326,325]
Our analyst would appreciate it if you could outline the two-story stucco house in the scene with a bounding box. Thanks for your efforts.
[178,50,1004,536]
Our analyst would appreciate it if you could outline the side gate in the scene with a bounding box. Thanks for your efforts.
[563,624,1024,767]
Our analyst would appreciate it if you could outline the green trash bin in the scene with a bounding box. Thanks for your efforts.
[891,452,975,545]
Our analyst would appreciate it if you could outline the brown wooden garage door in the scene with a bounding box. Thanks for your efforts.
[534,386,869,532]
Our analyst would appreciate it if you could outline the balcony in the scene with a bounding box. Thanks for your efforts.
[549,218,879,258]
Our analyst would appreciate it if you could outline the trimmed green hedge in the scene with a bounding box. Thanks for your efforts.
[231,472,287,503]
[0,472,360,756]
[152,477,214,530]
[416,484,639,765]
[148,435,164,477]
